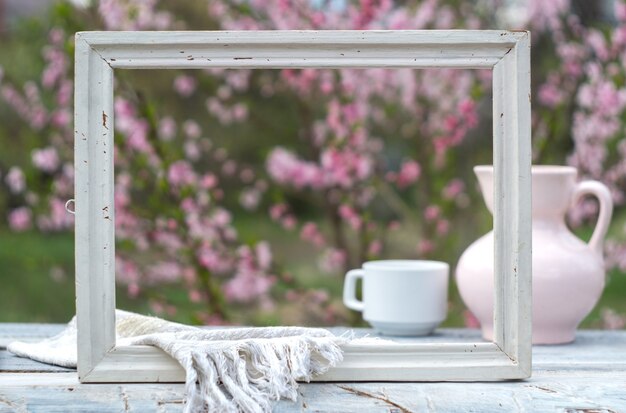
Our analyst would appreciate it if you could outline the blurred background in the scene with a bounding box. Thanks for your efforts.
[0,0,624,329]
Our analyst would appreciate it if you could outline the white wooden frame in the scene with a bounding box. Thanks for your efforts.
[74,30,531,382]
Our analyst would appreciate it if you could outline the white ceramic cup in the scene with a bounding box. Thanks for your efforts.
[343,260,449,336]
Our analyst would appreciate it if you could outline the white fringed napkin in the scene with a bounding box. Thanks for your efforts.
[7,310,345,413]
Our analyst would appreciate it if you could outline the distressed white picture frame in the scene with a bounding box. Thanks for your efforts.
[74,30,531,383]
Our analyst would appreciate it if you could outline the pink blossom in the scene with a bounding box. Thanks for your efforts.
[309,289,330,304]
[267,147,323,189]
[222,160,237,176]
[158,117,176,141]
[281,215,297,230]
[538,82,564,108]
[212,208,232,227]
[56,80,72,106]
[596,81,625,115]
[385,171,397,183]
[607,241,626,271]
[182,267,196,284]
[127,283,140,298]
[444,115,459,132]
[98,0,172,30]
[601,308,626,330]
[416,239,434,255]
[184,141,201,161]
[167,160,196,188]
[300,222,325,247]
[612,27,626,49]
[213,148,228,162]
[197,244,232,274]
[239,187,261,210]
[460,102,478,128]
[388,221,401,231]
[167,219,177,230]
[285,289,299,302]
[616,1,626,21]
[436,219,450,236]
[586,30,609,61]
[5,167,25,194]
[8,207,32,231]
[1,85,25,114]
[396,160,421,189]
[269,203,288,221]
[52,164,73,196]
[29,108,47,130]
[232,103,248,121]
[223,271,275,303]
[37,198,74,231]
[256,179,268,192]
[318,248,347,274]
[114,97,136,120]
[368,239,382,256]
[25,191,39,206]
[217,85,232,100]
[442,179,465,200]
[51,109,71,128]
[183,120,201,138]
[188,290,203,303]
[173,75,197,97]
[0,84,46,128]
[48,28,64,45]
[116,257,141,297]
[338,204,362,230]
[255,241,272,270]
[147,261,182,283]
[240,168,255,183]
[206,98,233,124]
[458,98,475,115]
[424,205,441,221]
[41,47,68,89]
[154,230,183,251]
[114,98,153,154]
[200,174,218,189]
[320,148,372,188]
[463,310,480,328]
[32,147,60,173]
[126,121,151,153]
[149,300,164,315]
[326,99,348,139]
[223,245,275,303]
[525,0,570,31]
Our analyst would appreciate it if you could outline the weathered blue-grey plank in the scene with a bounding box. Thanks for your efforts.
[0,371,625,412]
[1,325,625,412]
[0,323,65,349]
[0,351,73,372]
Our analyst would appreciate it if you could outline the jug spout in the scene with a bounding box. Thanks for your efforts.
[474,165,578,217]
[474,165,614,257]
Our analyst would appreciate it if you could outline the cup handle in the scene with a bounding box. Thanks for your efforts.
[572,180,613,256]
[343,269,365,312]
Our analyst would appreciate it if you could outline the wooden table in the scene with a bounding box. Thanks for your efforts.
[1,324,625,412]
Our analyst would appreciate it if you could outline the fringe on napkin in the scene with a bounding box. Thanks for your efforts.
[7,310,345,413]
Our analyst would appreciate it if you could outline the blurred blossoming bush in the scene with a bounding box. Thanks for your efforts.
[0,0,625,327]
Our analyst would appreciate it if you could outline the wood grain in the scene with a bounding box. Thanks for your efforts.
[74,35,116,382]
[1,328,625,412]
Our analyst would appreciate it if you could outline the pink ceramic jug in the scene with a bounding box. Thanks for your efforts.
[456,165,613,344]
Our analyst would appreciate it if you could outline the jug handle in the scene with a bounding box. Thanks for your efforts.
[572,181,613,256]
